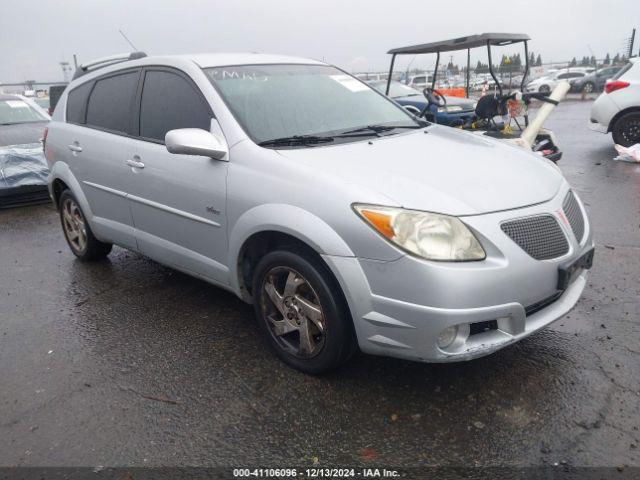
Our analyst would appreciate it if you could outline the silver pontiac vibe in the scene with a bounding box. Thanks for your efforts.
[46,52,594,373]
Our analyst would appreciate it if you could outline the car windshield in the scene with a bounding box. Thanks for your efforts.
[370,81,422,98]
[204,64,421,146]
[0,98,48,125]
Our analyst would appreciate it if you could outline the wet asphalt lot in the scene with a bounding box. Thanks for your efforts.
[1,100,639,470]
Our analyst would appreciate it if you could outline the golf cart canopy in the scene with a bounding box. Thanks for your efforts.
[386,33,531,96]
[388,33,530,55]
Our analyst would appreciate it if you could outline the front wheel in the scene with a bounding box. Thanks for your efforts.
[612,112,640,147]
[582,82,595,93]
[252,249,356,374]
[539,84,551,94]
[59,190,112,261]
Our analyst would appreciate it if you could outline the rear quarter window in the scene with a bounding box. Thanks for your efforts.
[66,82,93,124]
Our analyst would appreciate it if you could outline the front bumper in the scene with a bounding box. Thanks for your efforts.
[324,184,593,363]
[0,184,50,209]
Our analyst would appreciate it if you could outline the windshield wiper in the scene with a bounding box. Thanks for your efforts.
[258,135,335,147]
[337,124,425,137]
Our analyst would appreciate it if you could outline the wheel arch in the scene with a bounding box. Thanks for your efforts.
[228,204,355,302]
[608,106,640,133]
[49,162,93,219]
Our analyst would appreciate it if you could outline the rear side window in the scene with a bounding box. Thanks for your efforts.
[139,70,211,142]
[86,71,138,133]
[66,82,92,124]
[612,62,633,81]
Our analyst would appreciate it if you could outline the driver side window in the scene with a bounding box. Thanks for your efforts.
[139,69,212,143]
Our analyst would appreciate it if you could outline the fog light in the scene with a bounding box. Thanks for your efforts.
[437,325,459,349]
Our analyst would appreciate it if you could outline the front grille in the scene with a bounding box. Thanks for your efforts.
[501,215,569,260]
[563,190,585,243]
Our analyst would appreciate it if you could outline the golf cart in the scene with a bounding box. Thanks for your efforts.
[385,33,569,162]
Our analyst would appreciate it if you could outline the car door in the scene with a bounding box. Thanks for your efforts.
[126,67,229,285]
[63,69,140,250]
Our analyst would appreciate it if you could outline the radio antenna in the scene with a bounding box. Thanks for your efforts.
[118,29,138,51]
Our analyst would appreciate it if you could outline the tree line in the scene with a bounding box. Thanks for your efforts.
[442,51,629,74]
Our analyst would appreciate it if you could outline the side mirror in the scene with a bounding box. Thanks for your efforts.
[165,128,228,160]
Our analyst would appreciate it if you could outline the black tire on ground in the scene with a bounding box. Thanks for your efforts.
[539,84,551,94]
[582,82,595,94]
[59,189,112,261]
[252,248,356,374]
[612,112,640,148]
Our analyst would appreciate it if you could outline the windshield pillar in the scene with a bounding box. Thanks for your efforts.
[386,54,396,95]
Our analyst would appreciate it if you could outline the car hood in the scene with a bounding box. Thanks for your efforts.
[0,121,48,148]
[528,77,549,85]
[277,126,563,216]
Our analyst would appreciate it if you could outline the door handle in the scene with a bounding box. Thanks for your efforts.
[67,143,82,153]
[125,158,145,169]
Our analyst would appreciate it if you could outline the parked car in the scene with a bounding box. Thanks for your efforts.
[526,70,587,94]
[406,73,432,89]
[369,80,476,126]
[0,94,50,208]
[571,66,622,93]
[46,52,594,373]
[589,59,640,146]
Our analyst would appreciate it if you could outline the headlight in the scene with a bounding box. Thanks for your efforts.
[437,105,463,113]
[353,204,486,261]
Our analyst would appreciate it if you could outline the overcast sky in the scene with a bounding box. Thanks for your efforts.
[1,0,638,83]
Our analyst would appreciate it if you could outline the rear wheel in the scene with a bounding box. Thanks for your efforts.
[252,249,356,374]
[612,112,640,147]
[59,190,112,261]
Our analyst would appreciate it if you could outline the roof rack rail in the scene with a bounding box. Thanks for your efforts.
[72,51,147,80]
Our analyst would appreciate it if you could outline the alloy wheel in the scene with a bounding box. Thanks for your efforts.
[583,82,594,93]
[61,197,87,253]
[621,118,640,145]
[260,267,326,358]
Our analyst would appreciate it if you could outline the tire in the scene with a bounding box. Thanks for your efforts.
[252,248,356,374]
[582,82,595,94]
[59,190,112,261]
[612,112,640,147]
[539,84,551,94]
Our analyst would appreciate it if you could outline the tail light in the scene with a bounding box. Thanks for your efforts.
[41,127,48,148]
[605,80,630,94]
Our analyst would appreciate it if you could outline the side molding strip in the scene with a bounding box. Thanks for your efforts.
[83,181,127,198]
[83,181,221,228]
[128,193,221,228]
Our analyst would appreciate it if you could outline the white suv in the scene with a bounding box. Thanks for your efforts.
[589,58,640,146]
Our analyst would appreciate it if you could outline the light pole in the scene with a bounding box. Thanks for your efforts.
[59,61,72,82]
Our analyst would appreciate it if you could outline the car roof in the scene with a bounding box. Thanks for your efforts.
[184,53,325,68]
[388,33,530,55]
[69,52,327,84]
